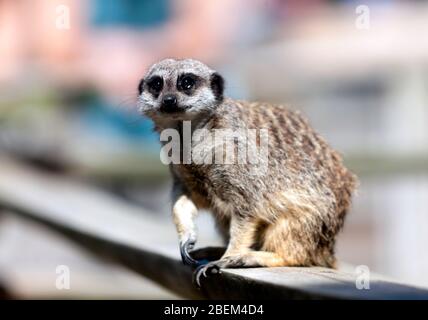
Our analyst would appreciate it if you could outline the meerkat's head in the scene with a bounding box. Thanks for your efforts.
[137,58,224,123]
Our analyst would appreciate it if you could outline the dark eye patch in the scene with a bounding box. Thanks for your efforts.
[147,76,163,97]
[138,79,144,95]
[177,73,199,94]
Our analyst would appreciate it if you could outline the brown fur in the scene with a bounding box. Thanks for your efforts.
[172,99,357,268]
[139,59,358,270]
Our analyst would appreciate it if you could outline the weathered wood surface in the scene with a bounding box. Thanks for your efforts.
[0,156,428,300]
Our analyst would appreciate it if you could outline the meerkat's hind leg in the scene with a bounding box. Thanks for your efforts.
[193,214,286,287]
[193,250,286,287]
[220,251,286,268]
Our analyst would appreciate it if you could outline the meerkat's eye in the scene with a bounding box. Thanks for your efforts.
[147,76,163,94]
[181,76,195,90]
[178,74,197,92]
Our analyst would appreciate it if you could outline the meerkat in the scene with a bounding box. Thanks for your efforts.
[137,58,357,286]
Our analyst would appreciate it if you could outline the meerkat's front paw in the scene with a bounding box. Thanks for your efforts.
[179,238,200,267]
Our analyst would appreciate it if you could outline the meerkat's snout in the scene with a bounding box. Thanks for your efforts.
[160,94,180,113]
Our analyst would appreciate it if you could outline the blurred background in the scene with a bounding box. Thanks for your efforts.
[1,0,428,298]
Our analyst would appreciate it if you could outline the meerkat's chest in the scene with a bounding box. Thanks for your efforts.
[173,163,236,219]
[173,164,212,209]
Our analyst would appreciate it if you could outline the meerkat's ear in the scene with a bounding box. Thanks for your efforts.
[138,78,144,95]
[210,73,224,102]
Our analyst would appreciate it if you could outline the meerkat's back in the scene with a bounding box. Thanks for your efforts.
[206,99,357,267]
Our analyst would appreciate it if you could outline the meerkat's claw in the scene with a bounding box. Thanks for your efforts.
[180,239,200,267]
[193,262,221,288]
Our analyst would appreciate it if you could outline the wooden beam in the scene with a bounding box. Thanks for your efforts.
[0,156,427,299]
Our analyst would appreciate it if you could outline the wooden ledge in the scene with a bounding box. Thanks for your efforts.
[0,156,427,299]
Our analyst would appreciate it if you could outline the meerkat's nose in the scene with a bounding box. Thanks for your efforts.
[162,94,177,108]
